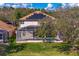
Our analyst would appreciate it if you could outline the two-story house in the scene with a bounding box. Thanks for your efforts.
[16,11,55,41]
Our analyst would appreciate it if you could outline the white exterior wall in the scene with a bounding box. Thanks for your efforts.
[20,21,40,28]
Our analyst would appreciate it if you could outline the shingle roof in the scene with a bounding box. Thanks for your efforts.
[20,11,55,21]
[0,20,16,32]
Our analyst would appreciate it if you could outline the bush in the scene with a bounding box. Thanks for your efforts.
[7,35,16,52]
[58,44,72,51]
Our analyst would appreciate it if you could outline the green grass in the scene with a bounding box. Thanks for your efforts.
[0,43,78,56]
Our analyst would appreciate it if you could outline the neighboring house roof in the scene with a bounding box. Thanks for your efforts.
[20,11,55,21]
[0,20,16,32]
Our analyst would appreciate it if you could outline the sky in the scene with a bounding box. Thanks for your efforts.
[0,3,79,10]
[0,3,62,9]
[32,3,62,9]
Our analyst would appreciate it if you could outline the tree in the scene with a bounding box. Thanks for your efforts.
[34,17,56,39]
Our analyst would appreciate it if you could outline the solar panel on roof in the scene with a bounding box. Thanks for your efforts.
[27,13,46,20]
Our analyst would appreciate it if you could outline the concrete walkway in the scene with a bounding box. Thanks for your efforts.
[16,40,43,43]
[16,40,63,43]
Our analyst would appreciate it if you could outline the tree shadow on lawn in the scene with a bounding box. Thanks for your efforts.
[0,43,74,56]
[5,44,26,55]
[0,44,8,56]
[55,43,72,55]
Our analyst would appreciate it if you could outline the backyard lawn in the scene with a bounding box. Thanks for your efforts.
[0,43,78,56]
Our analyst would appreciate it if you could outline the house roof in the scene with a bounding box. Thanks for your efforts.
[20,11,55,21]
[0,20,16,32]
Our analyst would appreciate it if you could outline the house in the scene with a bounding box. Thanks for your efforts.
[0,20,16,43]
[16,11,55,41]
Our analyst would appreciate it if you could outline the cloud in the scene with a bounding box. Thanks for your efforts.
[4,3,12,7]
[12,4,17,8]
[45,3,53,9]
[22,3,32,8]
[11,3,32,8]
[73,3,79,7]
[61,3,71,8]
[67,3,79,7]
[44,3,54,11]
[61,3,66,8]
[47,3,53,8]
[26,3,34,9]
[0,3,4,6]
[61,3,79,9]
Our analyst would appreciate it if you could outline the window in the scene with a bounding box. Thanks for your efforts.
[0,33,3,40]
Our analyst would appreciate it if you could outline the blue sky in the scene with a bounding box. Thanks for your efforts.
[2,3,62,9]
[32,3,47,9]
[0,3,79,9]
[32,3,62,9]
